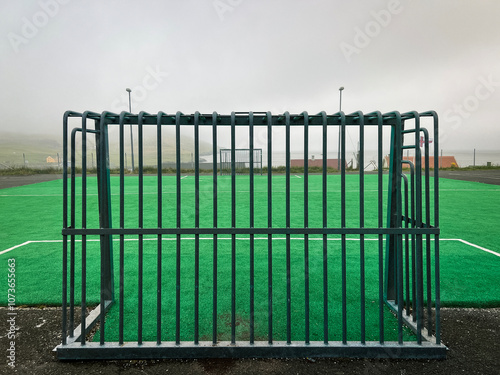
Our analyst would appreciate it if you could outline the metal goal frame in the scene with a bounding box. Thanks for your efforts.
[57,110,445,360]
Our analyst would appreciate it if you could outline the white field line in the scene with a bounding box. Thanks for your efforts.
[455,239,500,258]
[0,194,63,197]
[0,241,31,255]
[2,188,499,197]
[2,238,499,258]
[438,189,500,192]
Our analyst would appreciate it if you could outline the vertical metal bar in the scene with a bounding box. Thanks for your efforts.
[340,112,347,345]
[423,128,432,335]
[98,116,106,346]
[212,112,218,344]
[285,112,291,344]
[97,113,114,345]
[376,112,384,344]
[409,161,417,322]
[70,128,76,338]
[303,112,310,344]
[175,112,181,345]
[431,111,441,345]
[266,112,273,344]
[358,112,365,344]
[81,114,88,345]
[194,112,200,345]
[119,114,125,346]
[402,172,410,316]
[138,112,144,345]
[385,124,397,303]
[249,112,255,344]
[321,111,329,344]
[62,112,69,346]
[414,114,423,344]
[230,112,236,344]
[396,117,404,345]
[400,158,417,321]
[156,113,163,345]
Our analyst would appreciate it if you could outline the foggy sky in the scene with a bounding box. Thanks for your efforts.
[1,0,499,150]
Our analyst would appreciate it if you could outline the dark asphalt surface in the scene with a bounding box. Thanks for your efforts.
[0,173,63,189]
[433,169,500,185]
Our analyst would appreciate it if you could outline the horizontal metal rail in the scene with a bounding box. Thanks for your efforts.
[57,341,447,360]
[62,227,440,236]
[61,110,439,126]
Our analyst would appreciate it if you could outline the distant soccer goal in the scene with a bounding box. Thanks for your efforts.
[219,148,263,175]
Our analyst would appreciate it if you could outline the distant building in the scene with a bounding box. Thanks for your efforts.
[46,156,57,163]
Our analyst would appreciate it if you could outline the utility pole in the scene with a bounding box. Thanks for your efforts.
[126,88,135,171]
[338,86,344,170]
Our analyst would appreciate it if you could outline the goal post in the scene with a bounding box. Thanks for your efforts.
[219,148,263,176]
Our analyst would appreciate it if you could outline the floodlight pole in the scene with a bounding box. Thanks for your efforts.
[338,86,344,170]
[126,88,135,172]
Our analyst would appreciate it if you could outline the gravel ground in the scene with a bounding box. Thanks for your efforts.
[1,307,499,374]
[1,171,499,374]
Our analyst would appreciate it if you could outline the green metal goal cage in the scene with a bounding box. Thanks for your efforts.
[56,110,445,360]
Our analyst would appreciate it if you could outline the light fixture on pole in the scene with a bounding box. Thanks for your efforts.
[338,86,344,170]
[126,88,135,172]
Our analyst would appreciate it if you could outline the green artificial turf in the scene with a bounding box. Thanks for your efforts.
[92,238,418,343]
[0,180,64,250]
[438,177,500,251]
[1,174,499,343]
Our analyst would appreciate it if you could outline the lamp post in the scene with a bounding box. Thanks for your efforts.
[126,88,135,172]
[338,86,344,170]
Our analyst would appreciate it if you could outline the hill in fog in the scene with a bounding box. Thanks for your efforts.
[0,131,213,169]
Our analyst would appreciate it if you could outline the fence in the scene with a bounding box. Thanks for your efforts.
[57,110,445,360]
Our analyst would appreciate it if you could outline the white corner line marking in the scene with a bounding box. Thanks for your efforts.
[456,239,500,258]
[0,241,32,255]
[1,238,499,258]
